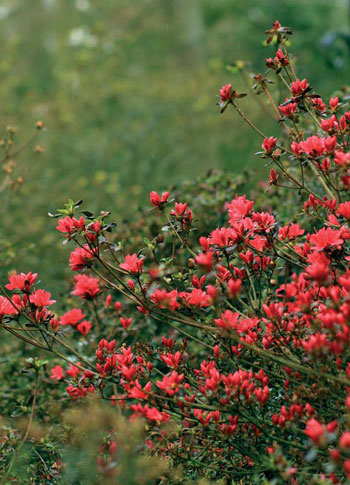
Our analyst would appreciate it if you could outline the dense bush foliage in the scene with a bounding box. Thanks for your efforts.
[2,19,350,484]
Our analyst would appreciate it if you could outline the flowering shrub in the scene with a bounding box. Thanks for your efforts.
[2,21,350,483]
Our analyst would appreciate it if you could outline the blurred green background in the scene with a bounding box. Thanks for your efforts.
[0,0,349,287]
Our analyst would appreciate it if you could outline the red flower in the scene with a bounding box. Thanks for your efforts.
[180,289,211,307]
[66,385,92,399]
[60,308,86,326]
[291,141,302,156]
[338,202,350,220]
[265,20,291,45]
[192,275,206,288]
[114,301,122,312]
[219,83,233,102]
[156,371,184,396]
[227,278,242,298]
[262,137,277,154]
[334,150,350,167]
[50,317,59,332]
[0,296,18,318]
[151,288,179,311]
[255,386,269,404]
[66,363,81,378]
[130,404,169,423]
[120,253,144,274]
[50,365,64,380]
[321,115,338,133]
[299,136,326,157]
[77,320,92,335]
[312,97,326,113]
[324,136,337,152]
[195,251,214,273]
[269,169,277,185]
[275,48,288,65]
[304,418,326,445]
[228,195,254,224]
[340,432,350,449]
[329,96,339,110]
[290,78,310,96]
[171,202,188,217]
[145,406,170,422]
[6,271,38,291]
[129,380,151,400]
[302,333,328,354]
[149,191,169,208]
[105,294,112,308]
[266,49,289,69]
[30,289,56,307]
[251,211,275,232]
[278,223,305,240]
[88,221,101,234]
[69,245,96,271]
[309,227,343,251]
[305,252,330,283]
[121,364,136,381]
[279,100,297,117]
[56,216,85,235]
[160,351,182,369]
[215,310,239,331]
[162,338,174,350]
[217,265,232,283]
[209,227,236,248]
[120,317,132,329]
[73,275,100,299]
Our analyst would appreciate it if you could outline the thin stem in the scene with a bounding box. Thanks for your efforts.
[5,372,39,479]
[232,101,267,138]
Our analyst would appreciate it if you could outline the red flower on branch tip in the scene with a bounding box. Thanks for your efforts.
[56,215,85,236]
[6,271,38,292]
[262,137,278,155]
[218,84,246,113]
[150,191,169,208]
[265,20,293,44]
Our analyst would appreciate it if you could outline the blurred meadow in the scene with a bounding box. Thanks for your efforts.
[0,0,349,287]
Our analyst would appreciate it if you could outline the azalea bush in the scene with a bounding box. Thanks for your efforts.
[2,21,350,483]
[3,0,348,289]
